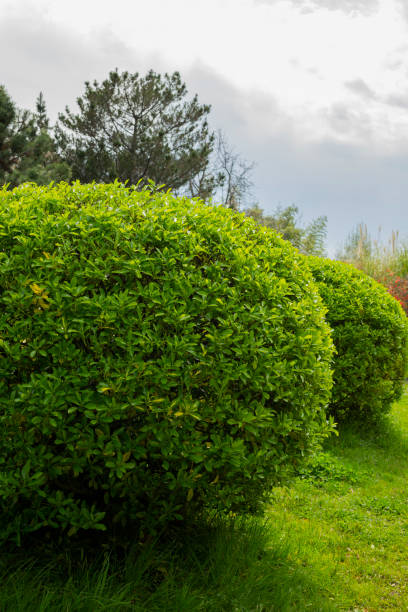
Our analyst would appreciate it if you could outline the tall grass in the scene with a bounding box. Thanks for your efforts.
[0,516,334,611]
[338,223,408,312]
[339,223,408,276]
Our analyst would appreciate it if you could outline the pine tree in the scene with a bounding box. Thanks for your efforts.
[56,69,214,192]
[35,92,49,130]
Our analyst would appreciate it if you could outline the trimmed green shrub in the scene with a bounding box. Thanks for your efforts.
[0,182,334,545]
[308,256,408,422]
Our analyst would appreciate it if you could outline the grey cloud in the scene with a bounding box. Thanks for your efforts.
[345,79,377,100]
[325,103,374,141]
[185,62,290,143]
[397,0,408,24]
[254,0,379,17]
[0,6,165,121]
[385,93,408,110]
[383,43,408,73]
[344,81,408,114]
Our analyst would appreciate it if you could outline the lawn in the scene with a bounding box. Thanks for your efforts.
[1,391,408,611]
[267,387,408,610]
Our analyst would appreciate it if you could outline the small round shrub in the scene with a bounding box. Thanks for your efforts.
[307,256,408,422]
[0,182,333,545]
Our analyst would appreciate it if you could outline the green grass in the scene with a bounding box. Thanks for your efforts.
[2,391,408,611]
[268,387,408,610]
[0,515,335,611]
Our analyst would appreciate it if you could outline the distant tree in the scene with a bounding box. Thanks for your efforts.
[187,129,254,208]
[184,156,222,202]
[56,69,214,192]
[35,92,49,131]
[0,85,28,180]
[213,130,254,209]
[245,203,327,255]
[301,215,328,256]
[0,86,71,187]
[7,130,72,187]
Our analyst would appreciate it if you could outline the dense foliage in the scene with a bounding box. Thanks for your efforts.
[0,182,334,544]
[308,256,408,422]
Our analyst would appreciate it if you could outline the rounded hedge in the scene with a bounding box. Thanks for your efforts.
[307,256,408,422]
[0,182,333,544]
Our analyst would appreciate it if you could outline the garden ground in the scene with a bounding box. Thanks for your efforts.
[1,390,408,611]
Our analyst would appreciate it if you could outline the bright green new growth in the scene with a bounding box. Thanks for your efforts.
[308,256,408,422]
[0,182,333,545]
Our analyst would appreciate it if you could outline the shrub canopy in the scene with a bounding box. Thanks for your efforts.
[0,182,333,544]
[308,256,408,422]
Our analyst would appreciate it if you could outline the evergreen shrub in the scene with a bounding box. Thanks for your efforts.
[308,256,408,422]
[0,182,334,544]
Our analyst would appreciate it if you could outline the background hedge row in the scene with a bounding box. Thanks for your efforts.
[308,256,408,422]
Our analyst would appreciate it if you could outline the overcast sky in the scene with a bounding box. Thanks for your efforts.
[1,0,408,253]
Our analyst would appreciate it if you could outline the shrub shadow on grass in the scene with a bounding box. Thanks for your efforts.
[321,387,408,481]
[328,411,408,456]
[0,515,336,611]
